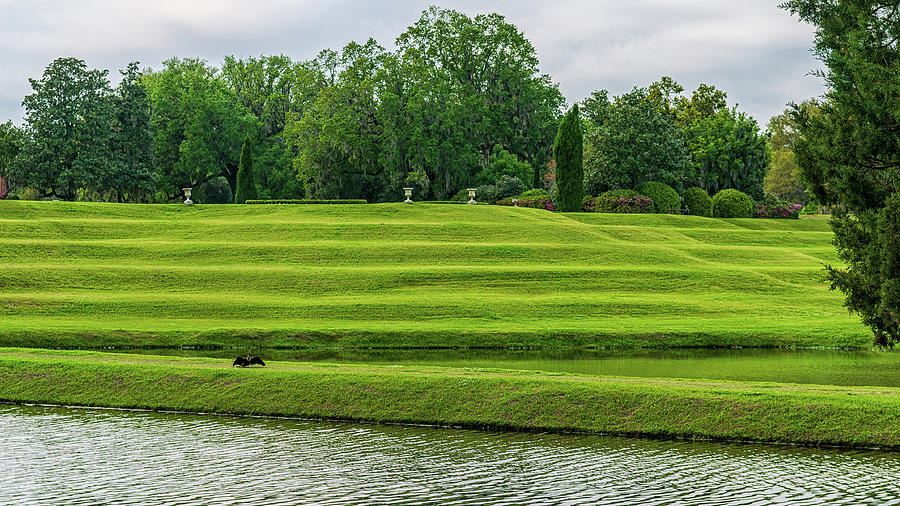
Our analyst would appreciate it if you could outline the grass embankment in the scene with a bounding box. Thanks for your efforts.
[2,349,898,449]
[0,200,865,349]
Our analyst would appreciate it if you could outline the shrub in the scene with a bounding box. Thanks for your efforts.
[755,194,802,219]
[518,188,549,199]
[682,187,712,217]
[582,195,596,212]
[193,177,233,204]
[5,193,19,200]
[635,181,681,214]
[494,175,526,200]
[245,199,367,204]
[21,188,41,201]
[496,195,556,211]
[594,190,653,213]
[711,189,754,218]
[450,188,469,202]
[475,184,499,204]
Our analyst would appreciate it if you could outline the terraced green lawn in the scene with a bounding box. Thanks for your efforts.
[0,200,868,349]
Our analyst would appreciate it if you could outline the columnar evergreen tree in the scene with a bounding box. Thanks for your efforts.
[553,104,583,212]
[234,136,256,203]
[781,0,900,346]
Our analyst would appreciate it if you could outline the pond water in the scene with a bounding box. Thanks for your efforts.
[129,347,900,387]
[2,404,898,505]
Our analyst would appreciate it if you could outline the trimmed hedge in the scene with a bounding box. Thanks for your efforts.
[245,199,368,205]
[636,181,681,214]
[711,189,754,218]
[682,187,712,217]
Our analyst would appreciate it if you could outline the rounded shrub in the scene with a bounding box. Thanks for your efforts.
[450,188,469,202]
[21,188,41,201]
[682,187,712,217]
[712,188,754,218]
[518,188,549,199]
[5,193,19,200]
[475,184,500,204]
[636,181,680,214]
[495,175,526,200]
[193,177,233,204]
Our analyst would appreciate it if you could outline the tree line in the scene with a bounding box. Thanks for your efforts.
[0,6,795,205]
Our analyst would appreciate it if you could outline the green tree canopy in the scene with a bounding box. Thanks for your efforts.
[764,102,817,204]
[781,0,900,346]
[20,58,118,199]
[0,121,24,180]
[685,107,769,199]
[582,87,691,194]
[143,58,256,198]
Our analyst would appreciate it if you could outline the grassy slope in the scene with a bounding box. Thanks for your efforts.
[0,200,867,348]
[2,349,898,448]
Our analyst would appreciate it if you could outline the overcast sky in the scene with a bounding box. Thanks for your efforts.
[0,0,824,126]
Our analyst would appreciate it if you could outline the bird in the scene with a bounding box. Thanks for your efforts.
[232,352,265,367]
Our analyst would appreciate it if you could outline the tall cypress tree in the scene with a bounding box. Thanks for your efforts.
[553,104,583,212]
[234,135,256,204]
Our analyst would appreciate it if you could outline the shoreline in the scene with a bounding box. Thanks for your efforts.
[3,349,898,451]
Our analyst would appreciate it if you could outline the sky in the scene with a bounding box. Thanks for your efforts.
[0,0,825,127]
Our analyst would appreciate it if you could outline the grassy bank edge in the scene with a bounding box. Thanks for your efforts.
[1,349,898,450]
[0,328,874,351]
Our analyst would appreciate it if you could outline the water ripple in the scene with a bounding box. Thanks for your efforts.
[1,404,898,505]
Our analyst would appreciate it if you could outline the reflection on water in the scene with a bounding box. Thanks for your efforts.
[3,404,899,505]
[127,347,900,387]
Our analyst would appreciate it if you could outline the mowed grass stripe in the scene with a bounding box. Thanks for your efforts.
[0,200,865,348]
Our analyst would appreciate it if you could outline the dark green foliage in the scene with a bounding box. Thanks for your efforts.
[636,181,681,213]
[781,1,900,346]
[20,188,41,201]
[0,121,24,181]
[20,58,118,200]
[143,58,255,198]
[682,187,712,217]
[476,147,533,187]
[684,107,769,199]
[194,176,233,204]
[245,199,367,204]
[234,136,256,204]
[450,188,469,202]
[6,193,19,200]
[475,184,500,204]
[554,104,583,212]
[711,189,754,218]
[582,88,691,194]
[494,175,526,200]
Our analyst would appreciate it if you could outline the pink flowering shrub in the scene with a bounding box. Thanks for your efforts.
[756,202,803,219]
[496,196,556,211]
[594,195,654,213]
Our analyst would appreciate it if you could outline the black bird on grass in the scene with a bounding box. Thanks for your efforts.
[233,352,265,367]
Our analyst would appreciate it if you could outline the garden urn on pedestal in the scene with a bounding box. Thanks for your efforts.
[467,188,477,205]
[403,187,414,204]
[512,199,519,207]
[182,188,193,205]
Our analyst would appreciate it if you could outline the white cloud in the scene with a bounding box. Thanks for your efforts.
[0,0,824,125]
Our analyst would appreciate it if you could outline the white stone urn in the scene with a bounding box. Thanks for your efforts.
[403,187,414,204]
[182,188,193,205]
[467,188,477,205]
[512,198,519,207]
